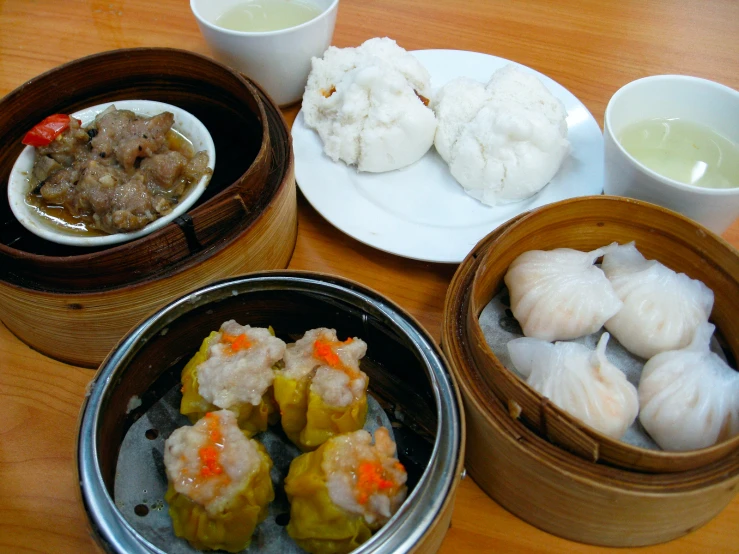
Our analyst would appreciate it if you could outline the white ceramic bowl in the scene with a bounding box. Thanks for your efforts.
[8,100,216,247]
[190,0,338,106]
[604,75,739,235]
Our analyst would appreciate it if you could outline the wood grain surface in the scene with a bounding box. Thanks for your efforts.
[0,1,737,553]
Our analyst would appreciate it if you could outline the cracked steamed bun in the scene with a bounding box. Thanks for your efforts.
[433,64,569,206]
[302,37,437,173]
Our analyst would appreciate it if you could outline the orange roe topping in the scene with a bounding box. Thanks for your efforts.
[198,413,225,478]
[204,412,223,444]
[199,446,223,477]
[314,339,341,367]
[355,461,399,504]
[313,337,359,378]
[221,332,252,354]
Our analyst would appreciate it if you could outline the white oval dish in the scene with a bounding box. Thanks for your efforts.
[8,99,216,247]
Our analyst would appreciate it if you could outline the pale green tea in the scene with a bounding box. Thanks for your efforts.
[215,0,322,32]
[618,118,739,189]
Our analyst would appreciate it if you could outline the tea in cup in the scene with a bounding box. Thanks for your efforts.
[604,75,739,234]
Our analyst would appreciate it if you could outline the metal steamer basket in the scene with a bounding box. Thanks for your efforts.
[77,272,465,554]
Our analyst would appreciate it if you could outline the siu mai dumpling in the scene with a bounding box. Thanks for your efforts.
[274,328,369,451]
[638,323,739,451]
[602,242,714,359]
[164,410,274,552]
[507,333,639,439]
[285,427,407,554]
[504,245,623,341]
[180,320,286,436]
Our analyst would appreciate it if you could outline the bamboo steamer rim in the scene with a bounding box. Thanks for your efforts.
[0,80,297,368]
[444,259,739,546]
[0,87,289,296]
[444,214,739,490]
[444,196,739,484]
[464,195,739,473]
[0,47,274,290]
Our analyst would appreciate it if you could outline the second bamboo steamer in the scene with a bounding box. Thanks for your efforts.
[0,48,297,367]
[442,196,739,547]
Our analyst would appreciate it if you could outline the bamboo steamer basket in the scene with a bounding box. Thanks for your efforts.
[441,196,739,546]
[77,272,465,554]
[466,195,739,472]
[0,49,297,367]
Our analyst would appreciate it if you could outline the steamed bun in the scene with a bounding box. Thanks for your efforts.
[302,37,437,173]
[433,65,569,206]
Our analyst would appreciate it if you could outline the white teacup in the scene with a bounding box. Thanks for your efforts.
[604,75,739,235]
[190,0,338,106]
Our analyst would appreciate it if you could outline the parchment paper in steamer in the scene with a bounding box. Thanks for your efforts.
[478,287,660,450]
[114,385,394,553]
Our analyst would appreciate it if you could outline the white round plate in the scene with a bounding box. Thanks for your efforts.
[8,100,215,247]
[292,49,604,263]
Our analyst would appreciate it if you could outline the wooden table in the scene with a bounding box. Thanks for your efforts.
[0,0,737,552]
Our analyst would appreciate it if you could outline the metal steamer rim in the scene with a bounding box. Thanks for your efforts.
[77,272,463,554]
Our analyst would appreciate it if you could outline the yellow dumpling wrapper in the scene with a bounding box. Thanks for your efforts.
[180,331,277,436]
[274,373,368,451]
[165,440,274,552]
[284,441,372,554]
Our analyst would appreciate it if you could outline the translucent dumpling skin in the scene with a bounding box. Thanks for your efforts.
[507,333,639,439]
[602,242,714,359]
[638,323,739,451]
[504,244,623,341]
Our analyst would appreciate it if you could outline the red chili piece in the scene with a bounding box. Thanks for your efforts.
[22,114,73,147]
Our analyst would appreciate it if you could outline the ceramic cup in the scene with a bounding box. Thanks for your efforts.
[604,75,739,235]
[190,0,338,106]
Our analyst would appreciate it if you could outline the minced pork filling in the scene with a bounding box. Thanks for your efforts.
[196,320,286,409]
[322,427,407,526]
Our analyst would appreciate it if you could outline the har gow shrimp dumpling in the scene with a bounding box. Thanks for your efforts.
[504,244,623,341]
[638,323,739,451]
[602,242,714,359]
[507,333,639,439]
